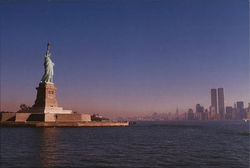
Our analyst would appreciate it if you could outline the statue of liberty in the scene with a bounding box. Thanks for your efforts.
[41,42,54,83]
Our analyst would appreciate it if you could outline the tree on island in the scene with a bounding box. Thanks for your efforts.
[17,104,31,113]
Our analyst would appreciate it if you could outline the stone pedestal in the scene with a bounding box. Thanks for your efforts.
[33,82,58,108]
[30,82,72,115]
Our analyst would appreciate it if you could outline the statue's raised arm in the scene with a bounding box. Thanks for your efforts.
[46,42,51,57]
[41,42,55,83]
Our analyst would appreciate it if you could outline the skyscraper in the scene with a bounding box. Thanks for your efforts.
[187,109,195,120]
[236,101,244,120]
[209,106,217,120]
[211,89,217,114]
[225,106,233,120]
[218,88,225,120]
[196,104,204,120]
[175,107,179,120]
[246,103,250,119]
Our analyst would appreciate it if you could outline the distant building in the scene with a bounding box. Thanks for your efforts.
[187,109,195,120]
[231,103,238,120]
[175,107,179,120]
[225,106,233,120]
[209,106,217,120]
[204,109,209,120]
[236,101,245,120]
[196,104,204,120]
[246,103,250,119]
[211,89,217,114]
[218,88,225,120]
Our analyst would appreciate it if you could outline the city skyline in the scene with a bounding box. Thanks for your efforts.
[0,1,249,118]
[118,87,250,121]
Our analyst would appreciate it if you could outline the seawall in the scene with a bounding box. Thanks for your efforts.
[0,121,130,127]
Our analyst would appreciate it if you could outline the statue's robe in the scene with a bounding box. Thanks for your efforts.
[41,55,54,83]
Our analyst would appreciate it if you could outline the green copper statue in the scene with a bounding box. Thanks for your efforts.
[41,42,54,83]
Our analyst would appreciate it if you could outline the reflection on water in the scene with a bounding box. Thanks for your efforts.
[39,128,60,167]
[0,121,249,168]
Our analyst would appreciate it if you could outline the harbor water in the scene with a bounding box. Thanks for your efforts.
[0,121,249,168]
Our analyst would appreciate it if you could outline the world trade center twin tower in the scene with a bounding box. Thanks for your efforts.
[211,88,225,120]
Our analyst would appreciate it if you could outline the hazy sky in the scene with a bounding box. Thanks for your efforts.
[0,0,249,118]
